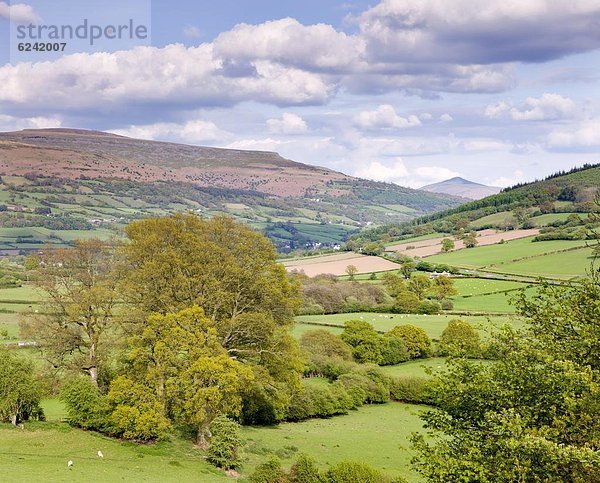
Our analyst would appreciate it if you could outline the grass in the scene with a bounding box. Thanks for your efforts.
[427,237,589,273]
[242,402,425,482]
[496,246,596,279]
[294,313,520,340]
[0,422,227,482]
[379,358,449,378]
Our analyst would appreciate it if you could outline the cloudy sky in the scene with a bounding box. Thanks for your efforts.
[1,0,600,188]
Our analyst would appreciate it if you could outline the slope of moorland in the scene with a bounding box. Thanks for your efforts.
[0,129,461,252]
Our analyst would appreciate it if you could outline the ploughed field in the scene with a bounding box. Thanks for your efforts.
[282,252,401,277]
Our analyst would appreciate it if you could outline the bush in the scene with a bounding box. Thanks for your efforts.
[326,461,395,483]
[341,321,383,364]
[106,376,171,441]
[392,291,420,314]
[417,300,441,315]
[207,416,241,469]
[380,336,410,365]
[386,325,432,359]
[338,366,390,404]
[61,377,107,430]
[390,376,432,404]
[438,319,481,357]
[250,457,286,483]
[440,299,454,310]
[289,454,323,483]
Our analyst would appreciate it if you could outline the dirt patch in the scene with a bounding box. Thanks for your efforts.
[283,253,400,277]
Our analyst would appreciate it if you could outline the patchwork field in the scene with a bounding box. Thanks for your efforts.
[386,229,539,258]
[283,252,401,277]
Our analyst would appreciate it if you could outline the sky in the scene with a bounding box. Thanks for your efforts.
[1,0,600,188]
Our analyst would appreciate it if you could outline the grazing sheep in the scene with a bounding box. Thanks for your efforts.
[97,450,104,459]
[67,460,73,469]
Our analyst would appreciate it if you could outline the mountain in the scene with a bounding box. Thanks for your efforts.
[351,163,600,246]
[0,128,463,253]
[420,177,501,200]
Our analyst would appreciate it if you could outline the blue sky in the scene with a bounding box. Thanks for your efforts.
[1,0,600,188]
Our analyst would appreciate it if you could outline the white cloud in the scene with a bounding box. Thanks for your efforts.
[109,119,230,144]
[485,93,576,121]
[492,169,524,187]
[439,113,453,122]
[267,112,308,134]
[547,118,600,148]
[414,166,460,182]
[0,114,61,131]
[354,105,421,129]
[183,25,201,38]
[354,159,409,181]
[0,1,40,23]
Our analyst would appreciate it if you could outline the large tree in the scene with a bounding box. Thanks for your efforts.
[22,239,120,386]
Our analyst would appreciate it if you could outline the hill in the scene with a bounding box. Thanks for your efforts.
[0,129,461,252]
[351,163,600,247]
[420,177,500,200]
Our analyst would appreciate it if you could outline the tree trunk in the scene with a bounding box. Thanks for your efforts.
[89,339,98,386]
[196,424,212,449]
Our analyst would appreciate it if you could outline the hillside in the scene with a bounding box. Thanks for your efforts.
[0,129,461,253]
[352,163,600,246]
[420,177,500,200]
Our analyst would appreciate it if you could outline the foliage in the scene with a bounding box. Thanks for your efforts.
[441,238,455,252]
[60,377,106,430]
[249,457,286,483]
[207,416,242,470]
[299,330,353,377]
[326,461,397,483]
[21,239,120,385]
[412,273,600,482]
[341,320,382,364]
[386,325,432,359]
[389,376,432,404]
[0,348,44,425]
[438,319,481,357]
[379,336,410,366]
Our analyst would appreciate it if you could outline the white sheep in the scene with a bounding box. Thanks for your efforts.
[67,460,73,469]
[97,450,104,458]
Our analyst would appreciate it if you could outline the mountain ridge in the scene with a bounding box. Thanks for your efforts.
[420,176,501,200]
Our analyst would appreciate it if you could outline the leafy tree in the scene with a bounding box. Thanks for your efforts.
[345,264,358,280]
[380,336,410,365]
[250,458,286,483]
[438,319,481,357]
[207,416,242,470]
[462,233,478,248]
[122,215,303,425]
[393,291,421,314]
[362,242,384,256]
[412,273,600,482]
[0,349,44,425]
[400,260,416,279]
[60,377,106,430]
[22,239,120,386]
[386,325,431,359]
[341,320,382,364]
[288,454,323,483]
[326,461,397,482]
[408,273,432,300]
[441,238,455,252]
[430,275,458,300]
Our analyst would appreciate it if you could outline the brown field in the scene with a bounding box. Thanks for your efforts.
[283,252,401,277]
[387,229,540,258]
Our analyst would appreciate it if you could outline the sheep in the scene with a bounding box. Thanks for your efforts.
[97,450,104,459]
[67,460,73,469]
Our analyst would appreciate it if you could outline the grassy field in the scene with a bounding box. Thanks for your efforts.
[495,246,595,279]
[379,358,449,378]
[427,237,589,275]
[242,402,425,482]
[294,313,519,339]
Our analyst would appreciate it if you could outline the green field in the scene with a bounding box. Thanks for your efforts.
[427,237,590,278]
[379,357,449,378]
[294,313,519,340]
[242,402,425,482]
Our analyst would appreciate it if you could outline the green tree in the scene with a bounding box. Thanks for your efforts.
[0,349,44,425]
[22,239,120,386]
[441,238,455,252]
[400,260,416,279]
[341,320,382,364]
[207,416,242,470]
[408,273,432,300]
[430,275,458,300]
[438,319,481,357]
[462,233,478,248]
[386,325,431,359]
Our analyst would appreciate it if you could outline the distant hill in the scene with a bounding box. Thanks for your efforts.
[351,163,600,246]
[0,129,462,252]
[421,177,501,200]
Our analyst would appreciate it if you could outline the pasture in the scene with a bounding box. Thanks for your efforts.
[242,402,425,482]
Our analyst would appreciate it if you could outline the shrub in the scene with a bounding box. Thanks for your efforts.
[392,291,420,314]
[289,454,323,483]
[440,299,454,310]
[390,376,432,404]
[60,377,107,430]
[106,376,171,441]
[386,325,432,359]
[326,461,396,482]
[207,416,241,469]
[338,366,390,404]
[438,319,481,357]
[379,336,410,365]
[417,300,441,315]
[341,321,383,364]
[250,457,286,483]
